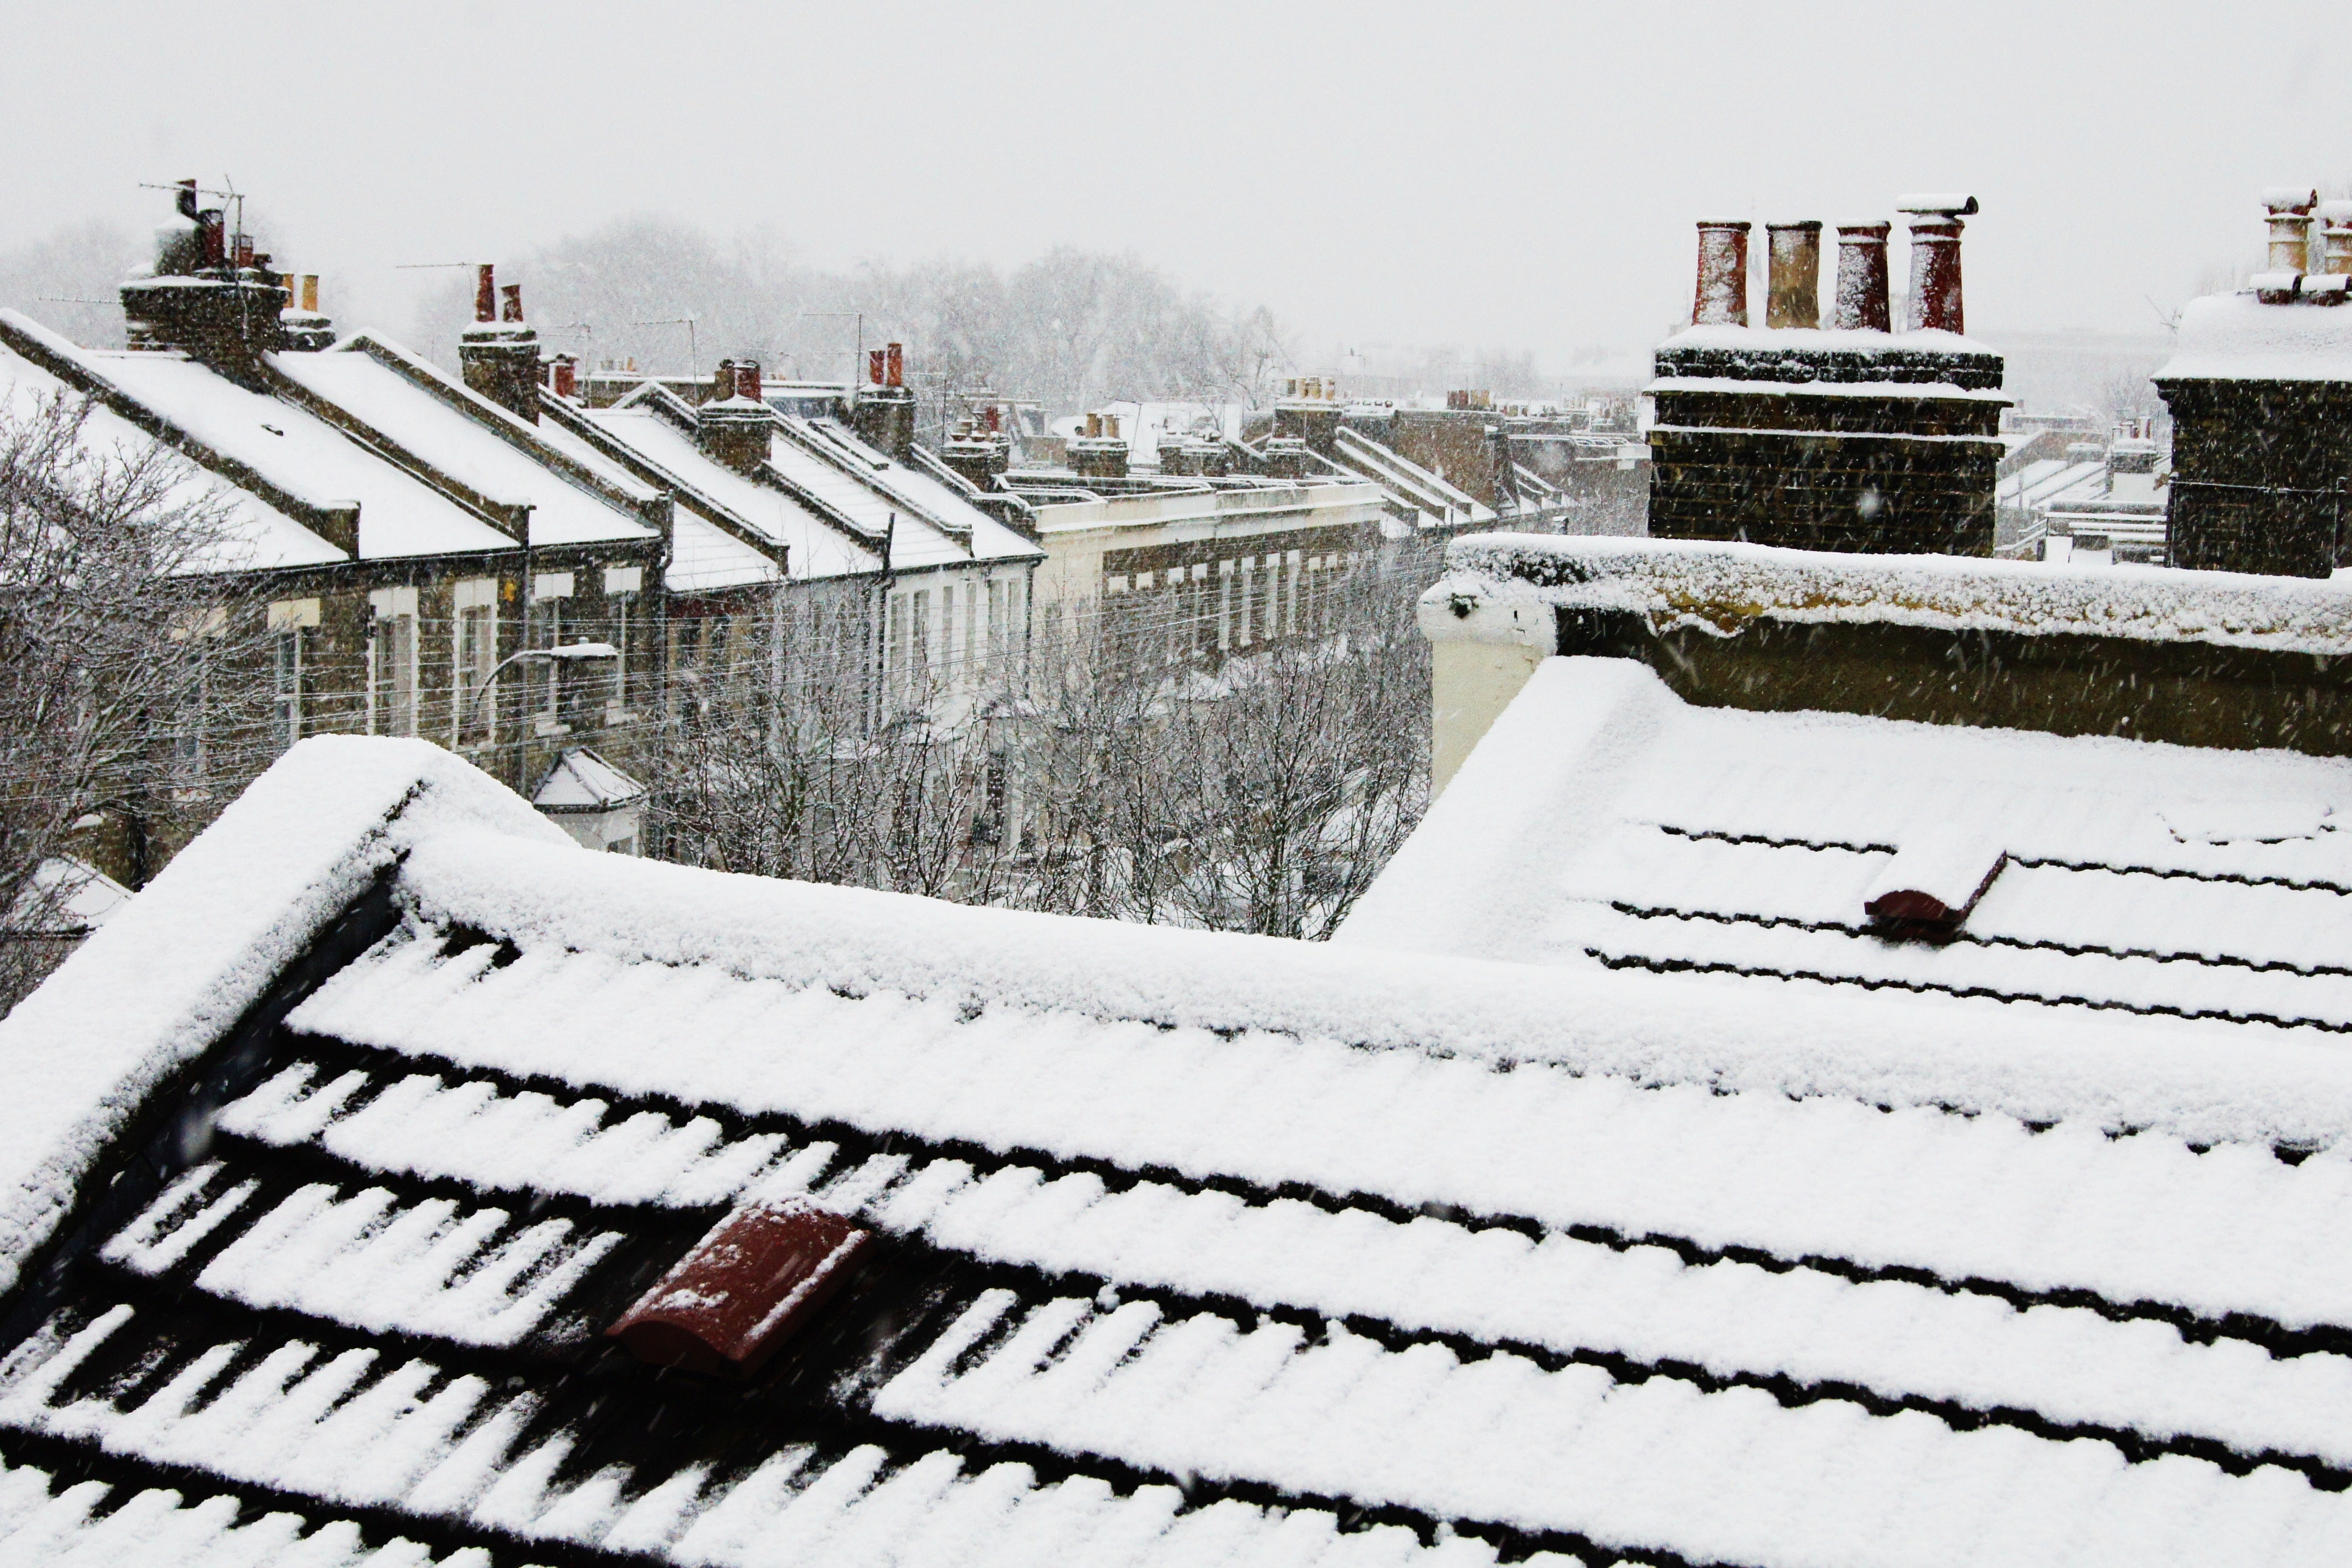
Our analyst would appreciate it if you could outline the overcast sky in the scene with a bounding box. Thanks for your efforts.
[6,1,2346,364]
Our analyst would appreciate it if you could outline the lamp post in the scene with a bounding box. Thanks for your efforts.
[464,643,619,777]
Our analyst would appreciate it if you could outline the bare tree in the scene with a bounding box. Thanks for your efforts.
[0,391,271,1013]
[649,549,1431,941]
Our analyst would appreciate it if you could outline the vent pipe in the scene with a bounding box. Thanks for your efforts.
[1765,221,1822,329]
[1691,220,1751,326]
[2266,188,2319,274]
[1896,195,1977,334]
[1832,223,1892,331]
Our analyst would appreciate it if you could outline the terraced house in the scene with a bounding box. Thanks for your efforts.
[0,194,1041,880]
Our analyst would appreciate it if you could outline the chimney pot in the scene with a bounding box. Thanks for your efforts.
[1691,220,1752,327]
[868,348,885,385]
[886,342,904,388]
[500,284,523,323]
[1765,221,1823,330]
[1832,223,1893,332]
[553,356,578,399]
[301,274,319,312]
[736,360,761,402]
[2320,200,2352,276]
[2267,187,2321,274]
[475,264,496,324]
[1895,197,1976,335]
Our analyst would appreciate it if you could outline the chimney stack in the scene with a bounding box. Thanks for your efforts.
[1896,195,1977,334]
[1765,221,1822,329]
[1692,220,1752,326]
[2266,188,2319,274]
[1832,223,1893,331]
[119,179,289,379]
[850,346,917,460]
[698,357,771,473]
[459,262,541,423]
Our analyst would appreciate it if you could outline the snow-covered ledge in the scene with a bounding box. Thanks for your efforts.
[1419,535,2352,793]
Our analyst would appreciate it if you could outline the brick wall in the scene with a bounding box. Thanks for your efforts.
[2157,379,2352,578]
[1648,372,2005,556]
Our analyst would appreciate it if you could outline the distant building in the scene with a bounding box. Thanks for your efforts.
[2154,188,2352,578]
[1646,201,2010,554]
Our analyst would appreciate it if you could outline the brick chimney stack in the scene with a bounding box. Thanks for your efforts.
[1692,221,1752,326]
[459,263,541,423]
[698,356,772,474]
[1895,195,1977,334]
[1765,222,1822,330]
[1830,223,1893,332]
[851,341,917,460]
[119,178,291,384]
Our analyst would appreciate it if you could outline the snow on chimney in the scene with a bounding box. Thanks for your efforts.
[1765,221,1822,330]
[1692,220,1751,326]
[2266,187,2319,274]
[1895,195,1976,334]
[1832,222,1892,331]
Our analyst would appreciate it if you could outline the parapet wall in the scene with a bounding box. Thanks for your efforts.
[1422,535,2352,787]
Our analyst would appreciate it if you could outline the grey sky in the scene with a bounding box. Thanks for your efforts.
[6,1,2345,363]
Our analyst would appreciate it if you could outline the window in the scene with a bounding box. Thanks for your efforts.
[605,565,643,714]
[368,587,420,737]
[532,574,573,728]
[272,631,302,752]
[266,597,318,753]
[453,579,497,747]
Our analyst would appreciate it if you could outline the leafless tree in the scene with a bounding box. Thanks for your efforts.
[649,551,1431,941]
[0,391,272,1013]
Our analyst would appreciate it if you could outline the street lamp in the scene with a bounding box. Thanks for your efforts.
[462,641,619,744]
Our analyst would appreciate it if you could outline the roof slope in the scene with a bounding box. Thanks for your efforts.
[1341,656,2352,1038]
[7,739,2352,1566]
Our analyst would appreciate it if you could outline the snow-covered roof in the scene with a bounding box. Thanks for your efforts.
[1342,655,2352,1042]
[270,342,657,550]
[3,857,132,937]
[577,404,877,581]
[667,508,783,592]
[530,746,647,813]
[0,335,345,572]
[9,736,2352,1565]
[0,313,513,563]
[2158,292,2352,383]
[777,417,1042,568]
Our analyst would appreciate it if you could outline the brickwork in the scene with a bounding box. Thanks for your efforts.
[2156,380,2352,578]
[1648,345,2007,556]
